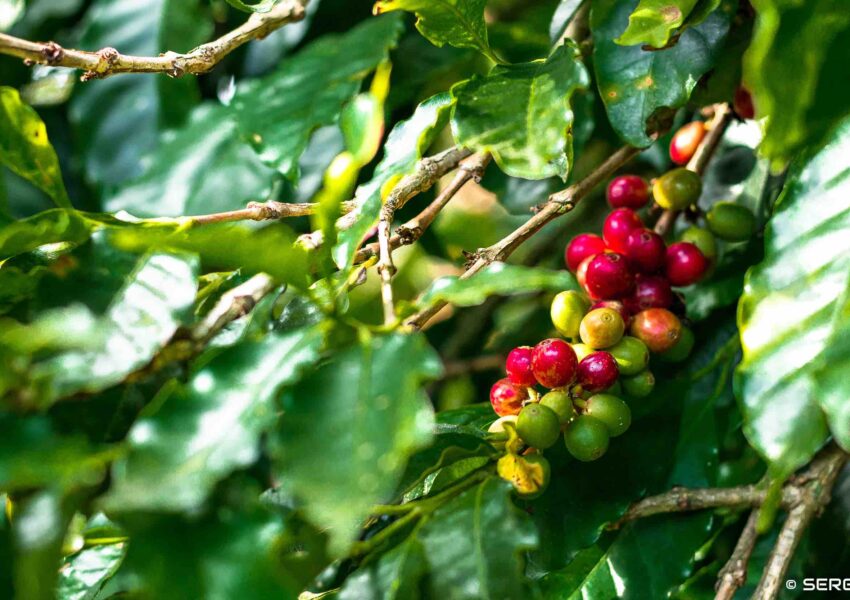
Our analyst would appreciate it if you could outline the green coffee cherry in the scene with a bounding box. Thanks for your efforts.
[622,370,655,398]
[607,380,623,396]
[579,307,625,349]
[680,226,717,261]
[564,415,610,461]
[706,202,757,242]
[571,343,594,362]
[516,404,561,449]
[540,390,577,424]
[608,336,649,376]
[585,394,632,437]
[653,168,702,211]
[551,290,590,339]
[659,326,695,363]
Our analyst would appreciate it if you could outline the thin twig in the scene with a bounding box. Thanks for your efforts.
[189,200,356,226]
[715,510,760,600]
[0,0,308,79]
[406,144,642,330]
[654,103,733,236]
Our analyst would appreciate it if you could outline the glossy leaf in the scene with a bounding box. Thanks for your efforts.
[57,542,125,600]
[338,537,427,600]
[452,43,588,180]
[224,0,278,12]
[550,0,585,44]
[615,0,699,48]
[744,0,850,165]
[104,326,324,513]
[233,14,403,179]
[70,0,211,186]
[334,92,453,268]
[276,332,440,555]
[418,263,576,309]
[0,87,70,207]
[0,209,91,260]
[737,118,850,475]
[591,0,733,147]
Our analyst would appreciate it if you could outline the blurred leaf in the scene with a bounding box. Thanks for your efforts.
[276,332,440,555]
[373,0,498,62]
[418,263,576,309]
[615,0,699,48]
[57,542,125,600]
[0,87,69,208]
[736,118,850,476]
[334,92,453,268]
[591,0,734,147]
[0,209,91,260]
[452,43,588,181]
[104,326,325,513]
[70,0,212,186]
[744,0,850,165]
[339,537,427,600]
[0,0,25,31]
[224,0,279,12]
[233,14,403,179]
[550,0,584,44]
[103,103,277,217]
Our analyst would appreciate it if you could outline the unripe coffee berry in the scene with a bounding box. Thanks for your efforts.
[531,338,578,388]
[607,175,649,209]
[585,253,634,300]
[630,308,681,353]
[585,394,631,437]
[490,378,527,416]
[733,86,755,119]
[564,415,610,462]
[625,228,666,274]
[669,121,706,165]
[706,202,757,242]
[565,233,607,272]
[506,346,536,386]
[517,403,561,449]
[653,168,702,211]
[659,325,695,363]
[608,336,649,375]
[577,351,619,392]
[551,290,590,339]
[632,275,673,310]
[680,226,717,262]
[580,307,625,349]
[540,390,577,424]
[571,343,593,362]
[603,208,643,254]
[666,242,708,286]
[622,369,655,398]
[590,300,630,325]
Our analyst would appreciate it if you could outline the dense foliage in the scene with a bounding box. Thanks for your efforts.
[1,0,849,598]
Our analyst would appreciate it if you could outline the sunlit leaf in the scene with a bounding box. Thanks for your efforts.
[615,0,699,48]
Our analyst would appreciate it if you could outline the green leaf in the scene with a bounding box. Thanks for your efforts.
[744,0,850,165]
[0,0,25,31]
[550,0,585,44]
[276,332,440,555]
[338,537,427,600]
[57,543,125,600]
[0,209,91,260]
[334,92,454,268]
[451,43,589,180]
[224,0,279,12]
[373,0,498,62]
[615,0,700,48]
[233,14,403,179]
[70,0,212,186]
[591,0,734,147]
[103,103,277,217]
[0,87,70,208]
[104,326,325,513]
[736,118,850,475]
[417,263,577,309]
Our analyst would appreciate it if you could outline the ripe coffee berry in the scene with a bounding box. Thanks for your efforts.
[517,404,561,449]
[706,202,757,242]
[670,121,706,165]
[603,208,643,254]
[607,175,649,209]
[551,290,590,339]
[632,275,673,310]
[733,86,755,119]
[630,308,682,353]
[653,168,702,211]
[540,390,576,424]
[585,253,634,299]
[531,339,578,388]
[666,242,708,286]
[564,415,610,462]
[580,307,625,349]
[565,233,607,272]
[625,228,666,273]
[577,351,619,392]
[490,378,527,416]
[505,346,536,386]
[576,255,594,290]
[585,394,631,437]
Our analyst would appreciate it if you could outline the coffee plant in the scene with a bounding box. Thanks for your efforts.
[0,0,849,598]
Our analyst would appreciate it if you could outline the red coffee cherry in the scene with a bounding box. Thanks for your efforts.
[632,275,673,310]
[577,351,619,392]
[585,253,635,300]
[490,378,527,416]
[566,233,607,272]
[576,255,594,291]
[603,208,643,254]
[625,228,666,274]
[531,338,578,388]
[666,242,708,287]
[669,121,706,165]
[505,346,536,387]
[630,308,682,353]
[733,86,755,119]
[607,175,649,209]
